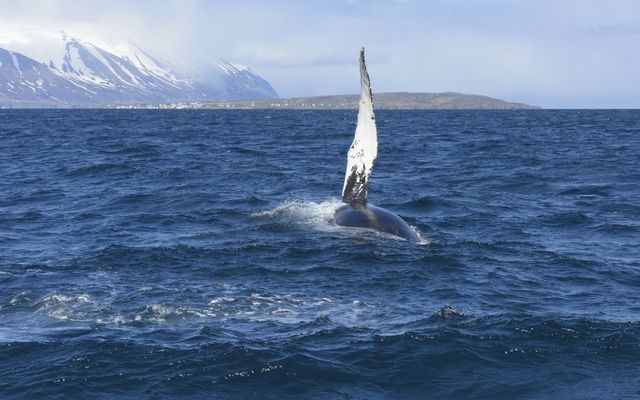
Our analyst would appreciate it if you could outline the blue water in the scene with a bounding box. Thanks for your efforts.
[1,109,639,399]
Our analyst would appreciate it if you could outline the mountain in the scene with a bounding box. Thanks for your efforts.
[0,47,86,106]
[121,92,538,110]
[0,32,278,107]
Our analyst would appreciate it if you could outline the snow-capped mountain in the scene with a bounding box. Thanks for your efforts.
[213,61,280,100]
[0,47,86,106]
[0,32,278,107]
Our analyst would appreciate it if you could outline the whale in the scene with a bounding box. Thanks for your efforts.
[334,48,420,242]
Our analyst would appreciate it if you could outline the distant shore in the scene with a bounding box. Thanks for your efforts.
[108,92,539,110]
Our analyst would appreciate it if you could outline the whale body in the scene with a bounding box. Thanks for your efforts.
[335,204,420,242]
[334,48,419,242]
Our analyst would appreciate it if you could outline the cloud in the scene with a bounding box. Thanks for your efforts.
[0,0,639,107]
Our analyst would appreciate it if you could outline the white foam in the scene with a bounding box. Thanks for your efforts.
[252,198,343,232]
[412,226,432,245]
[41,292,90,306]
[204,291,366,326]
[5,284,383,338]
[125,303,212,324]
[35,292,93,321]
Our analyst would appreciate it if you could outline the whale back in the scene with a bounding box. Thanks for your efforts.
[341,48,377,206]
[335,204,419,242]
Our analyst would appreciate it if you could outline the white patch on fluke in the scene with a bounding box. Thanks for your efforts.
[341,48,377,205]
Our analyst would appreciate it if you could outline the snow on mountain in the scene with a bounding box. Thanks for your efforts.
[220,63,279,99]
[0,47,92,107]
[0,30,278,107]
[107,41,185,87]
[52,34,186,91]
[217,62,251,75]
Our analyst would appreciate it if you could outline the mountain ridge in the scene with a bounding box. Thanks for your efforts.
[0,32,278,107]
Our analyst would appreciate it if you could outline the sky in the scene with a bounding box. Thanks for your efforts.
[0,0,639,108]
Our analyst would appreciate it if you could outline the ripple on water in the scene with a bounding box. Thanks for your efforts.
[1,110,639,398]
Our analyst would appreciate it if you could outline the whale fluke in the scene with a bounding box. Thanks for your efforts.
[335,48,419,242]
[341,47,377,207]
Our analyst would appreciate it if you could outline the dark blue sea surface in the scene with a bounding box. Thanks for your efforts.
[1,109,639,399]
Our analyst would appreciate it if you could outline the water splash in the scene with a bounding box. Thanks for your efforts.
[253,198,429,242]
[252,199,343,232]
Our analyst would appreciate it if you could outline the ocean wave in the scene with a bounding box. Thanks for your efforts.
[397,195,452,211]
[63,162,134,177]
[429,304,468,321]
[594,222,640,234]
[33,292,94,321]
[3,286,371,332]
[3,109,640,398]
[558,184,614,197]
[536,211,594,226]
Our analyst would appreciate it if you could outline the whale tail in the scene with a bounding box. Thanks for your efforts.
[341,47,378,207]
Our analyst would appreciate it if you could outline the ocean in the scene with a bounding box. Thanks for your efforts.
[1,109,639,399]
